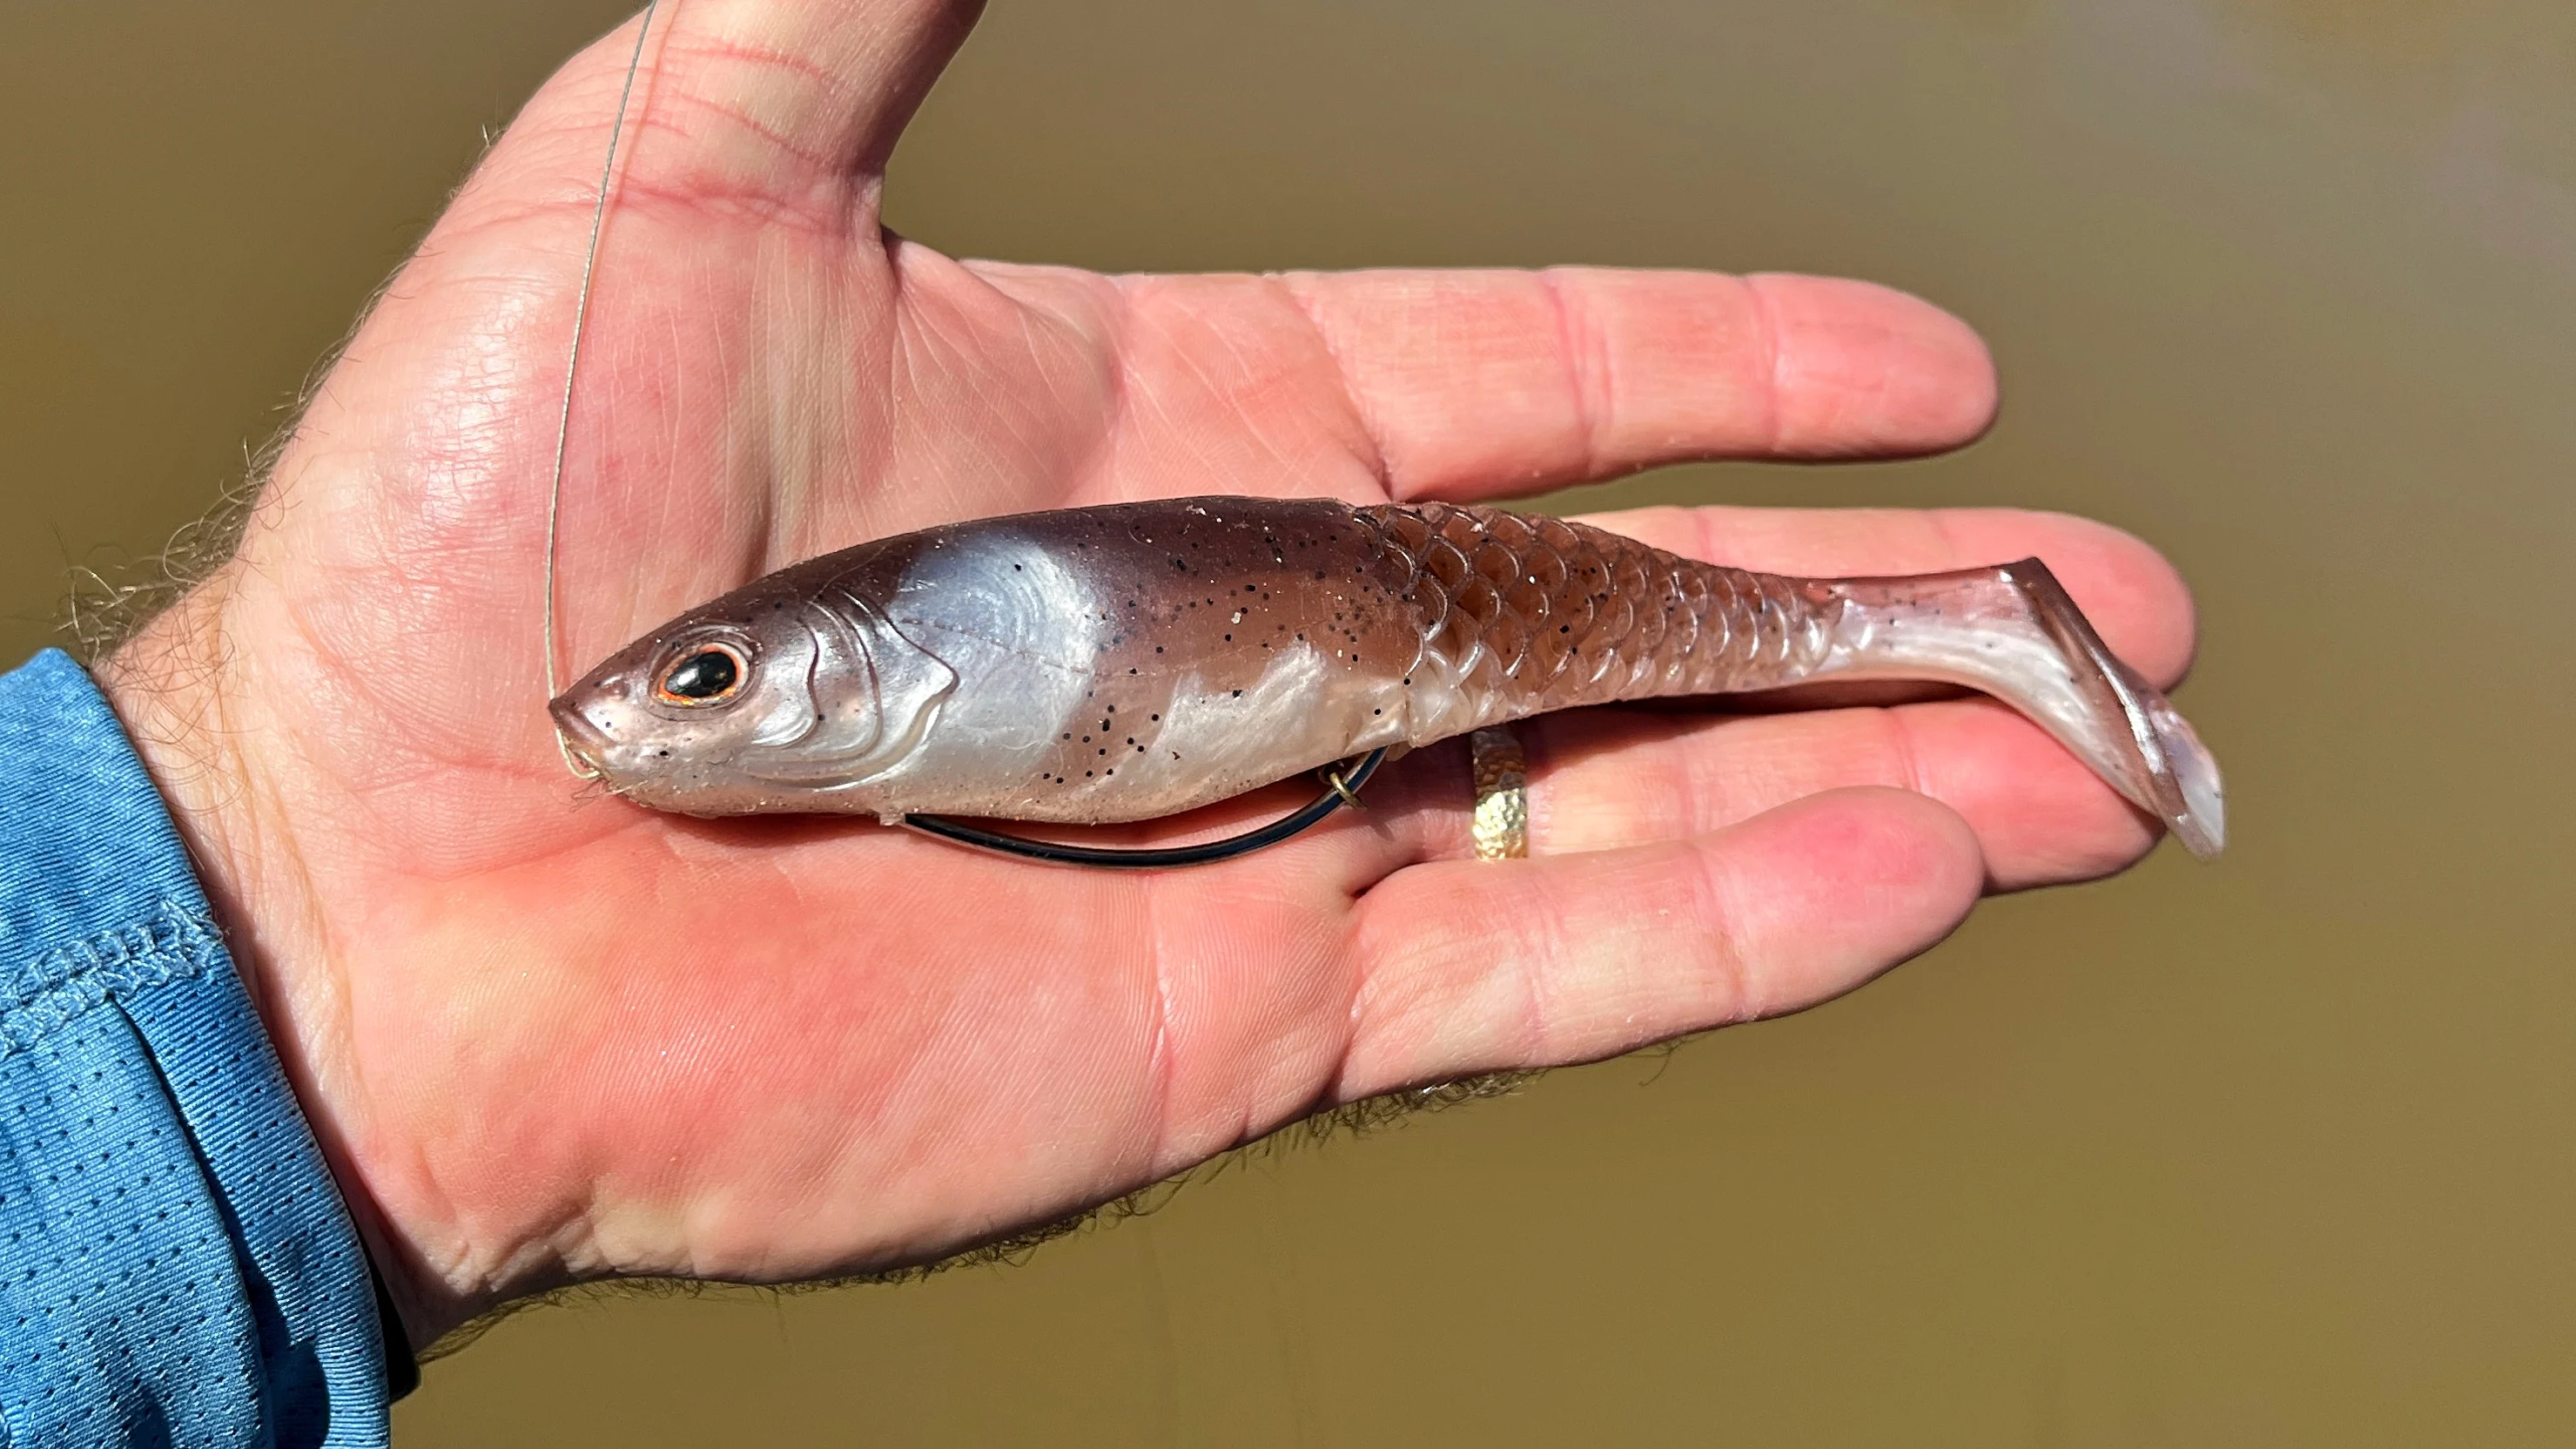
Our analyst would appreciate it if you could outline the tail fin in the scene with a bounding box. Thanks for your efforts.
[1823,560,2224,859]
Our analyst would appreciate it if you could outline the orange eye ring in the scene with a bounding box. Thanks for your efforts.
[654,641,748,707]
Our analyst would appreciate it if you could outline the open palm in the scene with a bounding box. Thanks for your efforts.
[104,0,2196,1346]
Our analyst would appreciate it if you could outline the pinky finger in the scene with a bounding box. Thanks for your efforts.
[1334,787,1985,1098]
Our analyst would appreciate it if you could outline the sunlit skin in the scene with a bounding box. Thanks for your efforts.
[97,0,2196,1350]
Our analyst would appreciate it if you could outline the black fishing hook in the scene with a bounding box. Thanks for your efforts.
[902,749,1389,869]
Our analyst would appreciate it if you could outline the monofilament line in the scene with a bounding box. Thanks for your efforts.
[545,0,662,779]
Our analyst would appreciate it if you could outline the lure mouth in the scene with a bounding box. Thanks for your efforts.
[547,696,615,781]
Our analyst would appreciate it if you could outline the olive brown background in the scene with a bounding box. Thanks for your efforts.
[5,0,2571,1443]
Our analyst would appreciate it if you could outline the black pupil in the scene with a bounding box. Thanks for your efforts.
[663,649,739,700]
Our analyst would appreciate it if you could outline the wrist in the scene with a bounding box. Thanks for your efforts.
[92,585,489,1350]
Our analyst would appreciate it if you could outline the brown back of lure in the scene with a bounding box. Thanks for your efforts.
[550,496,2223,859]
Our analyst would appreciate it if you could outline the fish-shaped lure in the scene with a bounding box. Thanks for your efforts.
[550,497,2222,859]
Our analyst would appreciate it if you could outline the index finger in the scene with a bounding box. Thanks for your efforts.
[1276,268,1998,502]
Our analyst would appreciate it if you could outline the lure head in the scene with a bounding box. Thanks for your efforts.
[548,573,958,816]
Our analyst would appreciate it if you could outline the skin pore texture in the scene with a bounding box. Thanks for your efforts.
[90,0,2198,1353]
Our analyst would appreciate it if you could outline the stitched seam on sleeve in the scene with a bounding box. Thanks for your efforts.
[0,903,222,1059]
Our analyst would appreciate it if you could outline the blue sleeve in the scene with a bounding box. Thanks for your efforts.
[0,650,397,1447]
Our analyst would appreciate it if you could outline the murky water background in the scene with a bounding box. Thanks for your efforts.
[6,0,2573,1442]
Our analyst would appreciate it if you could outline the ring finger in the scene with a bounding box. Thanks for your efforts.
[1351,696,2164,892]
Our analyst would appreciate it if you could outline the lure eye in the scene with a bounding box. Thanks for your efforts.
[656,644,746,706]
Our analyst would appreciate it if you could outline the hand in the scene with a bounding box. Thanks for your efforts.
[98,0,2193,1348]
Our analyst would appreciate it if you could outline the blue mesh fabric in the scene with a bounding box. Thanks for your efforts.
[0,650,389,1446]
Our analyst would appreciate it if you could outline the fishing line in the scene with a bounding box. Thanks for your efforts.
[545,0,663,779]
